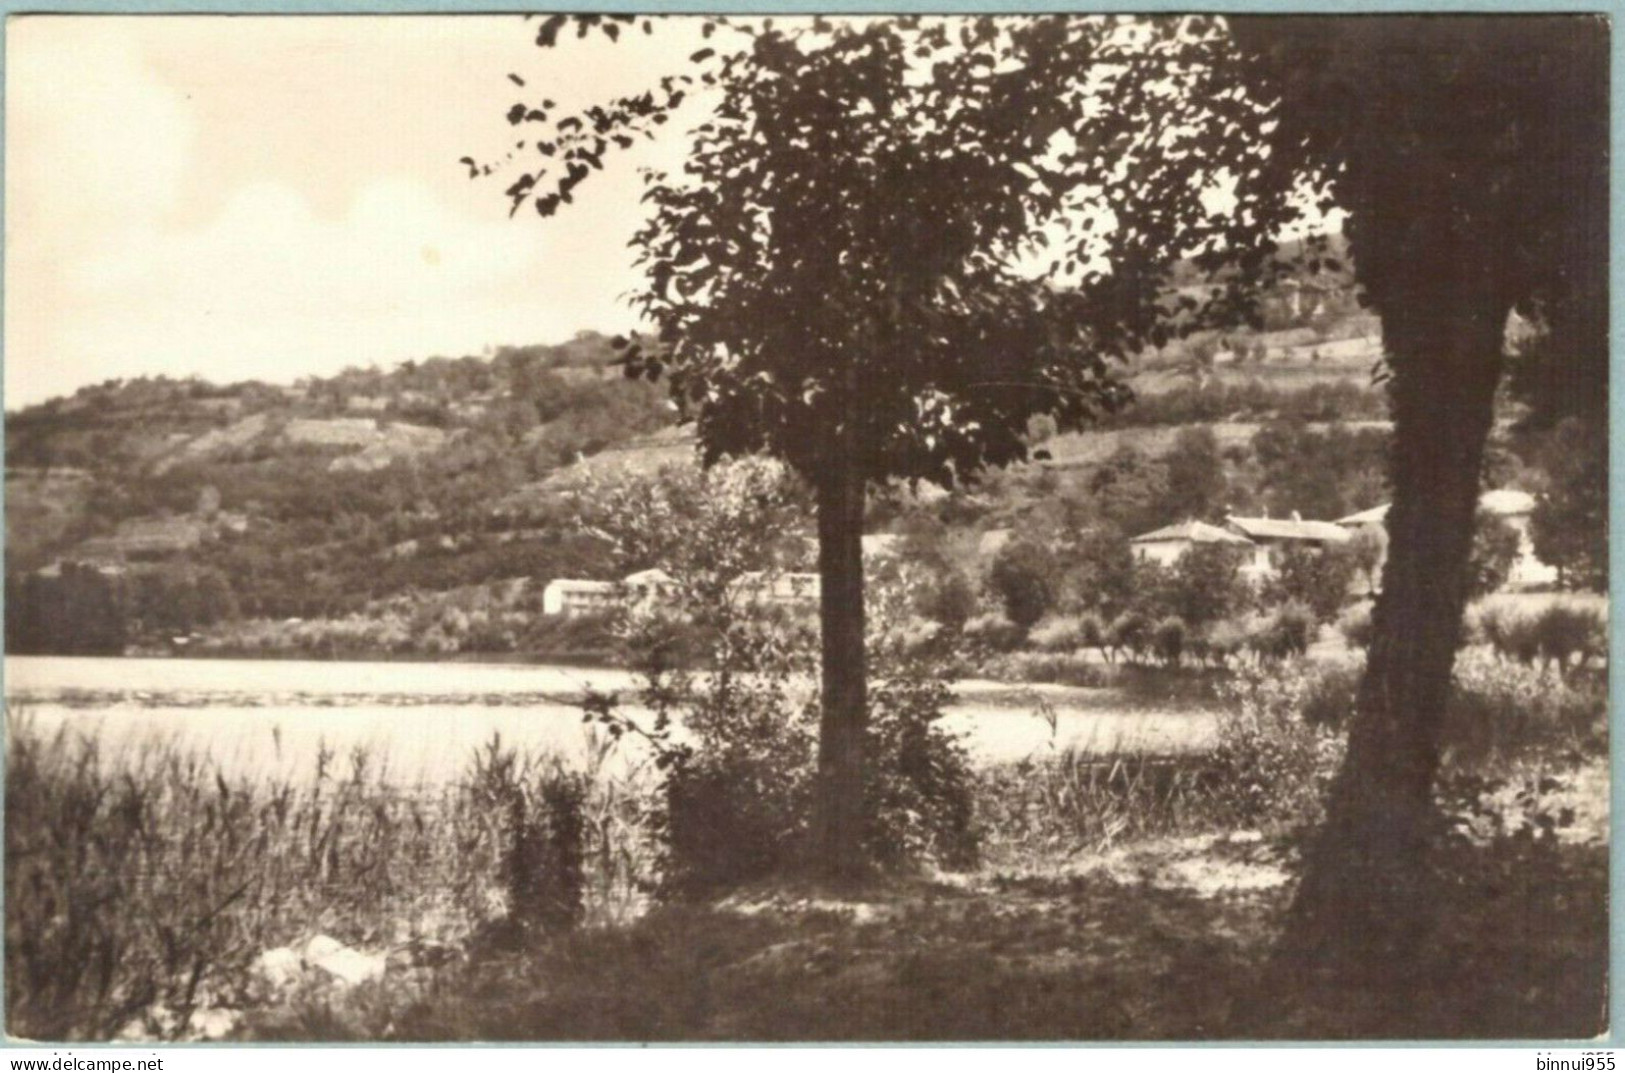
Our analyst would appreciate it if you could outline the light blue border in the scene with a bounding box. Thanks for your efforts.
[0,0,1619,1050]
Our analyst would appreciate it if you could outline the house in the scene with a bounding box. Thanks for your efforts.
[1128,520,1254,567]
[1224,513,1352,583]
[735,570,820,607]
[1335,489,1557,590]
[541,578,617,618]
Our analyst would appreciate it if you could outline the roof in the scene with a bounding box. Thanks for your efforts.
[1225,516,1351,544]
[1337,504,1390,526]
[1337,489,1535,528]
[1130,520,1254,546]
[543,578,615,593]
[623,568,676,588]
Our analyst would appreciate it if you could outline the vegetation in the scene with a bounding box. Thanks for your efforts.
[4,714,655,1041]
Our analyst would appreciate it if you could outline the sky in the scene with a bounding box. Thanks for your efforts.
[5,15,707,408]
[5,15,1337,411]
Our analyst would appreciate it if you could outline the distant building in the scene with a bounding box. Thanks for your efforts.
[735,571,820,607]
[541,578,616,618]
[1128,520,1253,567]
[542,567,822,617]
[1224,513,1352,582]
[1335,489,1557,590]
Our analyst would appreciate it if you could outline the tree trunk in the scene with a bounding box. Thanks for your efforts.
[812,431,868,881]
[1275,280,1511,984]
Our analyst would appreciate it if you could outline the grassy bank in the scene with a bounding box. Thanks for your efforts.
[5,650,1608,1042]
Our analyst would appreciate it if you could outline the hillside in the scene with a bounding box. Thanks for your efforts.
[4,247,1418,657]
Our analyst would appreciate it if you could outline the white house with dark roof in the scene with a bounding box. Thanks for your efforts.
[1223,513,1352,582]
[1335,489,1557,590]
[1128,519,1254,567]
[541,578,617,618]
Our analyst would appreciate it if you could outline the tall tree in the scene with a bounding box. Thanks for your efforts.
[494,18,1129,877]
[1224,16,1609,985]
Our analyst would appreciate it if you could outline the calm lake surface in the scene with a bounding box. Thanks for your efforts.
[4,655,1219,782]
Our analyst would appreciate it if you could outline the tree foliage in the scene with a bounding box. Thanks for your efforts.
[1529,418,1608,592]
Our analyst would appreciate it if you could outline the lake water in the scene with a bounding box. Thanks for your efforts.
[3,655,1219,783]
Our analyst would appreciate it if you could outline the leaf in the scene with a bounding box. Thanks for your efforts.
[536,15,567,48]
[690,48,716,63]
[507,73,525,87]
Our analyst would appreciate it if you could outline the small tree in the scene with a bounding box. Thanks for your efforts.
[1530,417,1607,591]
[988,538,1061,632]
[1466,510,1521,598]
[1267,544,1357,624]
[505,20,1129,877]
[1163,544,1249,628]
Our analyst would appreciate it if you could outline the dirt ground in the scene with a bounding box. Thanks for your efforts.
[252,809,1608,1043]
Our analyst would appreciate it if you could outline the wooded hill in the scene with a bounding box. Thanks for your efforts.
[2,263,1430,655]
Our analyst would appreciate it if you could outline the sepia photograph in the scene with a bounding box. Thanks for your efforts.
[2,11,1610,1045]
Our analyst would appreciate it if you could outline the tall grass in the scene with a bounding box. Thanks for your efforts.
[4,710,656,1040]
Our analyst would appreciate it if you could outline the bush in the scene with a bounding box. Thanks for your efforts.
[1162,545,1249,628]
[1248,601,1316,660]
[1028,614,1087,653]
[915,567,978,633]
[1151,616,1188,667]
[1531,603,1607,672]
[1107,610,1153,665]
[988,539,1061,630]
[4,716,645,1041]
[588,552,980,894]
[1470,603,1541,663]
[963,611,1026,655]
[1337,603,1374,649]
[977,749,1210,860]
[865,668,978,869]
[1301,661,1363,731]
[1266,545,1357,623]
[1209,661,1344,829]
[1443,650,1607,768]
[1471,601,1606,673]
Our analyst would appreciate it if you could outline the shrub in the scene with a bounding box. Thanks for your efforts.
[915,567,978,633]
[1470,603,1541,663]
[1337,603,1374,649]
[1162,545,1249,628]
[1202,617,1250,667]
[1468,512,1522,597]
[1301,661,1363,731]
[1075,611,1107,651]
[1471,601,1606,673]
[1152,616,1188,667]
[963,611,1026,654]
[1531,603,1606,673]
[1266,545,1357,623]
[865,668,978,869]
[1248,601,1315,660]
[988,539,1061,630]
[1107,610,1153,665]
[468,740,589,936]
[1209,661,1344,829]
[1029,614,1086,653]
[587,551,980,894]
[1443,650,1607,768]
[4,715,646,1041]
[985,651,1116,688]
